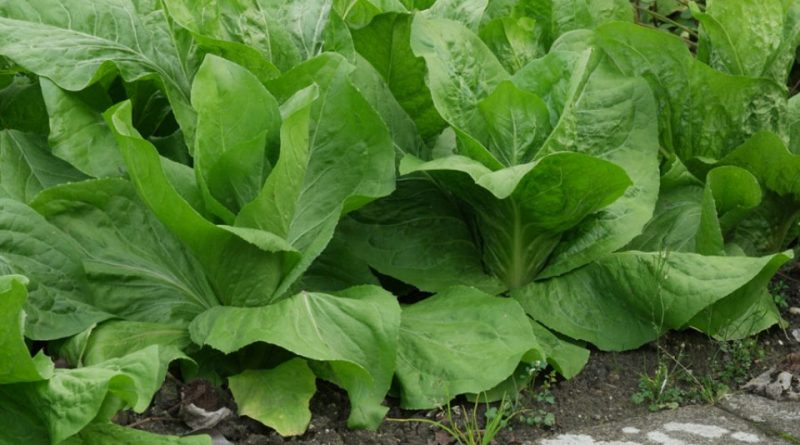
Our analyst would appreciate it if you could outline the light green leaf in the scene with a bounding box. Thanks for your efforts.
[551,0,633,37]
[479,16,544,73]
[422,0,488,30]
[79,321,192,367]
[690,252,790,340]
[410,14,510,165]
[403,151,632,289]
[514,49,660,278]
[529,321,588,379]
[163,0,300,73]
[235,85,317,240]
[0,130,87,203]
[39,79,124,178]
[106,101,295,307]
[0,198,112,340]
[0,0,197,140]
[513,251,791,351]
[255,54,396,296]
[31,179,219,326]
[191,54,280,218]
[0,275,54,384]
[334,0,408,27]
[594,22,786,161]
[717,131,800,201]
[627,157,725,255]
[229,358,316,436]
[349,54,427,157]
[706,166,762,232]
[190,285,400,429]
[692,0,800,83]
[0,345,176,444]
[396,286,540,409]
[477,80,551,165]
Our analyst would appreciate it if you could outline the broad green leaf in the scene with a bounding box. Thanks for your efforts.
[190,285,400,429]
[263,53,396,225]
[511,50,581,125]
[706,166,763,232]
[61,423,211,445]
[106,101,296,306]
[169,0,347,68]
[79,321,191,367]
[717,131,800,202]
[689,132,800,255]
[594,22,786,161]
[236,85,317,239]
[530,0,633,48]
[351,12,446,140]
[334,0,408,27]
[259,0,334,61]
[163,0,300,74]
[0,275,54,384]
[229,358,316,436]
[31,179,219,326]
[641,158,764,250]
[0,76,49,133]
[513,251,790,351]
[349,54,427,157]
[39,80,124,178]
[529,321,588,379]
[421,0,489,30]
[0,0,197,140]
[551,0,633,36]
[410,14,510,166]
[690,252,790,340]
[255,54,396,296]
[403,151,632,289]
[515,50,661,278]
[692,0,800,83]
[477,80,551,165]
[479,16,544,73]
[191,55,280,218]
[0,346,176,444]
[396,286,540,409]
[0,130,87,203]
[0,198,111,340]
[339,176,503,293]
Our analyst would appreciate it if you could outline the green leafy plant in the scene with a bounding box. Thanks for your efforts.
[0,0,799,443]
[389,394,521,445]
[632,339,765,411]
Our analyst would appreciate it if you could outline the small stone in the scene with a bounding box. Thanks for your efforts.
[788,307,800,316]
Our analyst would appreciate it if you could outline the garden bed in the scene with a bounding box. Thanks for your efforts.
[118,266,800,445]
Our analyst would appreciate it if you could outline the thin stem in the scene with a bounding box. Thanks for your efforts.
[127,417,182,429]
[636,5,699,37]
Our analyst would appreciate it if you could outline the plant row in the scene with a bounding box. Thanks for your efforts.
[1,0,799,443]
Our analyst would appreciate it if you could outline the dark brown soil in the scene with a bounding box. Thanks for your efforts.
[117,263,800,445]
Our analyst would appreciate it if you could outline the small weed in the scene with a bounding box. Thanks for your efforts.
[387,394,520,445]
[632,339,764,411]
[771,280,791,310]
[517,369,558,428]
